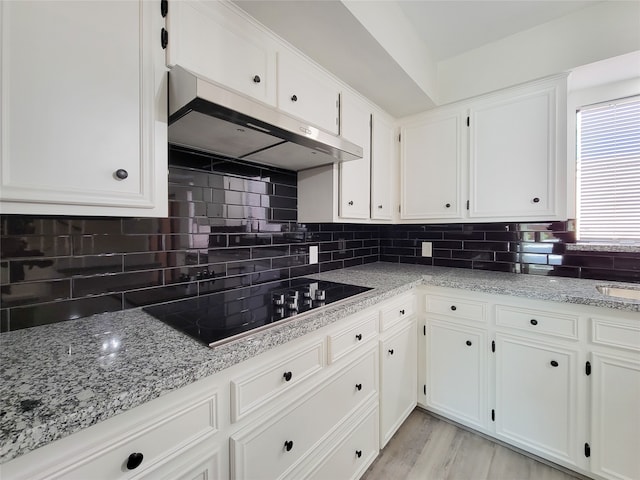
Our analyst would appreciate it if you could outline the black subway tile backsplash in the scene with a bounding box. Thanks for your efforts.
[1,146,638,332]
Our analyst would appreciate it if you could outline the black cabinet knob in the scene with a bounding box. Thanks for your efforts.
[445,203,451,208]
[377,204,383,209]
[388,349,394,355]
[450,305,457,311]
[550,360,559,367]
[530,319,538,326]
[466,340,472,346]
[160,28,168,49]
[126,452,144,470]
[356,450,362,458]
[160,0,168,17]
[284,440,294,452]
[115,169,129,180]
[355,333,362,341]
[400,309,405,315]
[533,197,540,203]
[283,371,292,382]
[253,75,261,83]
[348,200,354,206]
[355,383,362,391]
[291,94,298,102]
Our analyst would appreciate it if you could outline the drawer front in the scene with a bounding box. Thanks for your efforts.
[425,294,486,323]
[306,401,379,480]
[51,395,217,480]
[496,305,578,340]
[379,293,415,331]
[591,317,640,352]
[231,340,325,422]
[230,349,377,480]
[328,313,377,364]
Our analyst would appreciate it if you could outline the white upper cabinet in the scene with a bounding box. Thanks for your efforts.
[398,74,567,223]
[0,0,168,217]
[277,49,340,134]
[371,112,395,221]
[166,0,277,106]
[339,93,372,220]
[469,79,566,220]
[400,106,464,220]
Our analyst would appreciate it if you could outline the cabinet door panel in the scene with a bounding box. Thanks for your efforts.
[277,50,339,134]
[400,110,463,220]
[469,86,557,218]
[371,113,395,220]
[426,321,487,430]
[590,353,640,480]
[495,335,578,466]
[339,94,371,219]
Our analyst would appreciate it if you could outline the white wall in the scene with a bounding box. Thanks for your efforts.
[437,1,640,105]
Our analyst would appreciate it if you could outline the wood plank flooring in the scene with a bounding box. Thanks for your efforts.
[361,410,584,480]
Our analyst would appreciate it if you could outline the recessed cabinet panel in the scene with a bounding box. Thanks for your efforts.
[339,93,371,220]
[401,109,463,220]
[277,49,340,134]
[469,85,558,219]
[371,113,395,220]
[0,1,167,216]
[166,0,276,105]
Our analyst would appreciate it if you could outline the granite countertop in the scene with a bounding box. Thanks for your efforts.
[1,263,639,464]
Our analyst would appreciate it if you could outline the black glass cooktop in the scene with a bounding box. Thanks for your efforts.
[143,278,372,347]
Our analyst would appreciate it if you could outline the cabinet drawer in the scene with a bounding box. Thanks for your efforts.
[425,294,486,323]
[50,394,217,480]
[230,348,377,480]
[231,340,324,422]
[379,293,415,331]
[496,305,578,340]
[328,313,378,364]
[591,316,640,352]
[305,401,379,480]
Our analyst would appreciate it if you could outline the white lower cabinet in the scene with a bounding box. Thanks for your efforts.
[379,317,417,447]
[425,320,487,431]
[494,334,579,466]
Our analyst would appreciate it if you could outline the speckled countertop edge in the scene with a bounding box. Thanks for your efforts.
[1,263,638,464]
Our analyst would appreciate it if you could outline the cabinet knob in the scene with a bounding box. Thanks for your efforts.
[533,197,540,203]
[388,349,394,355]
[355,383,362,391]
[356,450,363,458]
[400,309,405,315]
[530,319,538,326]
[550,360,559,367]
[283,371,293,382]
[160,28,168,49]
[348,200,354,206]
[253,75,261,83]
[378,205,383,209]
[445,203,451,208]
[450,305,457,311]
[284,440,294,452]
[466,340,472,346]
[291,94,298,102]
[115,169,129,180]
[160,0,168,17]
[355,333,362,341]
[126,452,144,470]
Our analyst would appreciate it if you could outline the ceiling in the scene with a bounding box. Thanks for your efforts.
[233,1,632,117]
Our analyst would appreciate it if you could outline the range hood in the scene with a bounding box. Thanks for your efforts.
[168,66,363,171]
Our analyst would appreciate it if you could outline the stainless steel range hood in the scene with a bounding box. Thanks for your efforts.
[168,66,363,171]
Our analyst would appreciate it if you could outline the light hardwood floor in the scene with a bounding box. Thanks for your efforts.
[361,410,585,480]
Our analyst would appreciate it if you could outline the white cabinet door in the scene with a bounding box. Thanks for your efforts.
[425,321,487,431]
[590,352,640,480]
[339,93,371,220]
[371,113,395,221]
[277,49,339,134]
[400,107,464,220]
[0,0,167,217]
[166,0,276,106]
[495,334,579,467]
[380,318,417,447]
[469,79,565,219]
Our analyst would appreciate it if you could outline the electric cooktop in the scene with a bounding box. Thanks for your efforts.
[143,277,372,347]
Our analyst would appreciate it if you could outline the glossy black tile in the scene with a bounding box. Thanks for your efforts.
[73,271,163,297]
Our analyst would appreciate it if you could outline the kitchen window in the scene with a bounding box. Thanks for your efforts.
[576,96,640,242]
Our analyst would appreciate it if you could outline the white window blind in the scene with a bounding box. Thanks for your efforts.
[577,96,640,242]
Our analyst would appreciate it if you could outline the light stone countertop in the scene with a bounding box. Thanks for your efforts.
[1,263,639,464]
